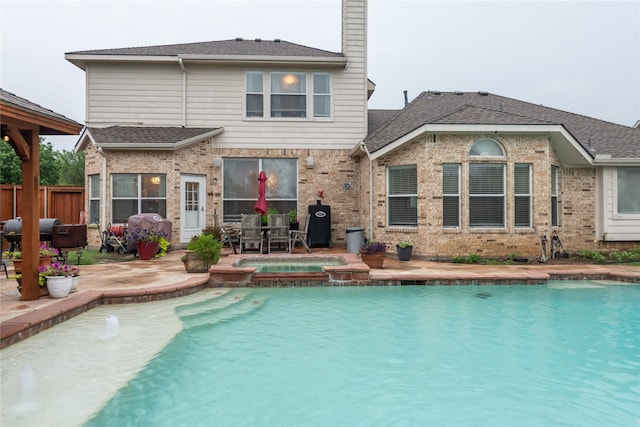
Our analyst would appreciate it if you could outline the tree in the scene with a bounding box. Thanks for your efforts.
[39,141,60,185]
[0,138,83,185]
[56,149,85,185]
[0,141,21,184]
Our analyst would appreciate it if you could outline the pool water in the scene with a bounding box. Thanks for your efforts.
[81,282,639,427]
[235,257,345,273]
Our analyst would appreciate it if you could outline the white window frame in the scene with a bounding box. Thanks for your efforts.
[222,158,298,223]
[469,163,506,228]
[442,163,460,228]
[551,165,559,226]
[387,165,418,227]
[514,163,532,228]
[244,71,332,120]
[89,174,100,225]
[110,173,167,223]
[614,166,640,218]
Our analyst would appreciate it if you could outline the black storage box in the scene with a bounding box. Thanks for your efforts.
[308,203,331,247]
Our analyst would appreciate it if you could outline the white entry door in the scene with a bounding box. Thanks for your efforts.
[180,174,206,243]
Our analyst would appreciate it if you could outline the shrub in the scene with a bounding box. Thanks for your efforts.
[187,233,223,263]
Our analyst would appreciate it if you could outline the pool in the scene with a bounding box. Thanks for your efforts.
[1,282,638,426]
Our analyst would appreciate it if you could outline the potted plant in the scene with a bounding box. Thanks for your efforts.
[128,228,167,260]
[396,240,413,261]
[39,244,58,267]
[261,207,278,226]
[38,261,74,298]
[183,233,223,273]
[3,250,22,274]
[288,209,299,230]
[359,240,388,269]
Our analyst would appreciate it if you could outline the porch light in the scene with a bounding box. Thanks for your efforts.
[306,156,314,168]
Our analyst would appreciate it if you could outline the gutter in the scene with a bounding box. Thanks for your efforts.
[178,58,187,127]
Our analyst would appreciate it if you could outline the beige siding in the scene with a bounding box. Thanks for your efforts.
[87,63,184,126]
[598,167,640,241]
[85,60,368,150]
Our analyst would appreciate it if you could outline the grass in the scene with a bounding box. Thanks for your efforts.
[62,249,137,266]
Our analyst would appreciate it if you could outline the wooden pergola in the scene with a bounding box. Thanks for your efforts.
[1,89,82,300]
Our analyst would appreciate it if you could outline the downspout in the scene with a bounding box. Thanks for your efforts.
[98,146,107,227]
[178,57,187,127]
[359,141,374,240]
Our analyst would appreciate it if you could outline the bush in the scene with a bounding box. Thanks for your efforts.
[187,233,223,263]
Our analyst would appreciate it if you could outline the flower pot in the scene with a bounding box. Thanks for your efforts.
[360,251,386,269]
[70,275,80,293]
[183,251,211,273]
[39,256,53,268]
[396,245,413,262]
[46,276,72,298]
[289,221,299,231]
[136,242,159,260]
[12,259,22,274]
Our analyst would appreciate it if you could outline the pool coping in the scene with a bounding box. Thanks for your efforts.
[1,255,639,349]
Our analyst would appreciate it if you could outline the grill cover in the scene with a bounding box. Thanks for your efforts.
[127,213,172,252]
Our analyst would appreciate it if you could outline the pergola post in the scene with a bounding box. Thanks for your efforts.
[1,89,82,301]
[20,128,41,300]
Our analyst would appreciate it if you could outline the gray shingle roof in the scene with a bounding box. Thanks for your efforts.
[88,126,220,145]
[1,88,82,131]
[368,109,401,134]
[365,91,640,158]
[67,39,343,58]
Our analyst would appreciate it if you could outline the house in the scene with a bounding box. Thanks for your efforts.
[356,91,640,258]
[66,0,639,259]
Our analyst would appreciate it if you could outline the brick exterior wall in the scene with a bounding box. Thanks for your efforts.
[365,134,607,259]
[83,140,362,248]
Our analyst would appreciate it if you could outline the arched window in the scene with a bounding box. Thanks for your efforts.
[470,138,504,157]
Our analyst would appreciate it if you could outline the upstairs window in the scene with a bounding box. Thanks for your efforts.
[246,72,264,117]
[387,165,418,227]
[271,72,306,118]
[245,71,331,119]
[313,73,331,118]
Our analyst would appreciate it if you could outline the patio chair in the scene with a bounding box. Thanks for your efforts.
[214,208,239,254]
[239,214,263,254]
[290,215,311,253]
[266,214,290,254]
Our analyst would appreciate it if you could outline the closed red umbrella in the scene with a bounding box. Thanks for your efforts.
[254,171,268,215]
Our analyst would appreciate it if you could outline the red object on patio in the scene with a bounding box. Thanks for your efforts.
[255,171,268,215]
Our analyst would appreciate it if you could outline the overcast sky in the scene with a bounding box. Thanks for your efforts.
[2,0,639,151]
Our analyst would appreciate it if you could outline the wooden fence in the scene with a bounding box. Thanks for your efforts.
[1,184,85,251]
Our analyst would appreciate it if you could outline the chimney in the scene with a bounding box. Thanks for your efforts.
[403,90,408,106]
